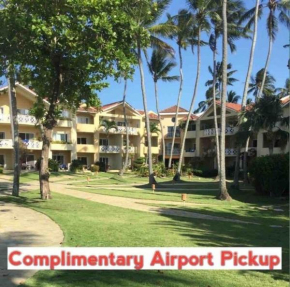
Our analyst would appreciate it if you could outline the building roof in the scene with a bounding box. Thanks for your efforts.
[101,101,123,111]
[77,105,98,113]
[182,114,199,121]
[281,95,290,106]
[148,112,159,120]
[216,101,242,112]
[160,105,189,114]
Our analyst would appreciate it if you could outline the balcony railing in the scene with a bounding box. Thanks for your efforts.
[99,145,121,153]
[100,127,138,135]
[165,148,180,155]
[225,148,238,156]
[203,127,236,136]
[0,114,37,125]
[166,132,181,138]
[122,146,137,153]
[0,139,42,149]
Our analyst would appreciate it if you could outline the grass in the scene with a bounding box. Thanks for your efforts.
[0,187,289,287]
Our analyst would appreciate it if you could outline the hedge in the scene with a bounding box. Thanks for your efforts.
[249,153,289,197]
[193,168,218,178]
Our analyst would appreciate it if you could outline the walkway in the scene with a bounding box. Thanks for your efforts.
[0,202,63,286]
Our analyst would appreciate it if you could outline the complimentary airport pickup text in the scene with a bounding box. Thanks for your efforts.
[8,247,281,270]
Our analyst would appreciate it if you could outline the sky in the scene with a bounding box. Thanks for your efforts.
[98,0,290,113]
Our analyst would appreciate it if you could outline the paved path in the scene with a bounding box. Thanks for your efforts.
[0,203,63,287]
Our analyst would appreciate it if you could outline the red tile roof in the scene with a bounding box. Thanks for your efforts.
[148,112,159,120]
[182,114,199,121]
[281,95,290,105]
[160,105,188,113]
[216,101,242,112]
[137,110,145,115]
[77,105,98,113]
[101,101,123,111]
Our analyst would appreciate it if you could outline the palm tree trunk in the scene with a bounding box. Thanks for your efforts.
[234,0,260,189]
[8,67,20,197]
[177,28,201,177]
[218,0,232,201]
[243,136,250,183]
[168,45,183,168]
[258,17,273,99]
[154,80,165,165]
[212,49,220,177]
[137,43,155,184]
[120,79,129,176]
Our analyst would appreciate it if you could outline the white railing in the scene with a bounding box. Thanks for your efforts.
[0,114,37,125]
[225,148,237,156]
[0,139,13,148]
[122,146,137,153]
[203,127,236,136]
[100,127,138,135]
[99,145,121,153]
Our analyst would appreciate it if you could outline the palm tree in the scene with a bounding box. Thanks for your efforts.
[218,0,232,201]
[99,119,118,148]
[129,0,174,184]
[120,79,129,176]
[149,122,161,134]
[227,90,240,103]
[275,78,290,98]
[177,0,216,179]
[233,0,261,190]
[147,49,179,166]
[166,9,192,169]
[248,68,276,99]
[258,0,290,99]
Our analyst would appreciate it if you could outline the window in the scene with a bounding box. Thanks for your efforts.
[61,110,69,118]
[167,126,180,137]
[77,138,87,144]
[77,117,89,124]
[117,121,126,127]
[171,117,176,123]
[100,138,108,145]
[26,154,35,163]
[53,133,68,142]
[0,155,4,166]
[252,139,257,148]
[17,109,29,115]
[100,157,109,165]
[187,122,196,131]
[78,157,87,165]
[19,133,34,141]
[0,132,4,139]
[53,155,64,164]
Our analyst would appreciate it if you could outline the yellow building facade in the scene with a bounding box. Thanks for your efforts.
[0,84,289,171]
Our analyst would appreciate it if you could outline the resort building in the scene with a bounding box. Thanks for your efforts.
[0,83,289,171]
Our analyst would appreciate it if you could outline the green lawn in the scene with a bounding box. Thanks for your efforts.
[0,185,288,287]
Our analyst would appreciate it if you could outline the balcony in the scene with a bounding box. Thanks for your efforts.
[143,146,159,154]
[0,139,42,150]
[166,132,181,138]
[77,144,96,153]
[99,145,121,153]
[202,148,237,157]
[77,123,95,133]
[57,119,73,128]
[0,114,37,125]
[51,142,73,151]
[186,131,196,138]
[184,148,196,157]
[202,127,238,137]
[122,146,137,154]
[225,148,238,156]
[165,148,180,155]
[99,127,139,135]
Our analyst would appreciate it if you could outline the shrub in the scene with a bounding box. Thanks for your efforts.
[95,161,106,172]
[91,165,99,173]
[166,169,175,177]
[193,168,218,178]
[153,162,166,177]
[249,153,289,197]
[48,159,59,172]
[133,157,146,171]
[0,167,3,174]
[139,165,149,177]
[70,159,83,173]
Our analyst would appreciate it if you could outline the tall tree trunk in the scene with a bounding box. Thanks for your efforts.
[168,45,183,168]
[137,43,155,184]
[177,28,201,177]
[154,80,165,165]
[218,0,232,201]
[8,68,20,197]
[120,79,129,176]
[243,136,250,183]
[234,0,260,189]
[40,128,52,200]
[258,18,273,99]
[212,49,220,177]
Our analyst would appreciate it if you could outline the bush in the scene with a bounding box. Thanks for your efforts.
[95,161,106,172]
[48,159,59,172]
[166,169,175,177]
[153,162,166,177]
[133,157,146,171]
[70,159,83,173]
[139,165,149,177]
[193,168,218,178]
[249,153,289,197]
[91,165,99,173]
[0,167,3,174]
